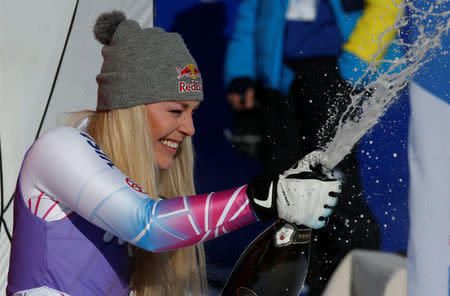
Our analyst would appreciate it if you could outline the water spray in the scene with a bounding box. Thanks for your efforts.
[319,0,450,170]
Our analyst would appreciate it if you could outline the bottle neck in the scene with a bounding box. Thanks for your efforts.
[275,222,312,246]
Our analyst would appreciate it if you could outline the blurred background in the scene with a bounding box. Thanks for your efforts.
[153,0,409,290]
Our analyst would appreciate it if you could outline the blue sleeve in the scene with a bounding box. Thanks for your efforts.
[224,0,259,88]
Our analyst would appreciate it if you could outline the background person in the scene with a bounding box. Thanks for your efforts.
[224,0,403,294]
[405,1,449,295]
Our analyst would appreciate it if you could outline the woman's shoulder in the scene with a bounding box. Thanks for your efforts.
[19,127,90,202]
[27,126,92,163]
[38,125,80,141]
[33,126,89,149]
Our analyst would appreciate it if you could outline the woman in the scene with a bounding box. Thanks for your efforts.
[7,11,341,296]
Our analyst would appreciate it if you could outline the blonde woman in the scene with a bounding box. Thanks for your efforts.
[7,11,341,296]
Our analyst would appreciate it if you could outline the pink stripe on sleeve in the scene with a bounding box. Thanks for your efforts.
[34,192,44,215]
[151,185,257,252]
[28,199,31,211]
[42,201,59,220]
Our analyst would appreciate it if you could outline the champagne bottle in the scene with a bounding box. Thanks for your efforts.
[221,220,311,296]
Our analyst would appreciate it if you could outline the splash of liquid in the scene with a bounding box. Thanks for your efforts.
[319,0,450,169]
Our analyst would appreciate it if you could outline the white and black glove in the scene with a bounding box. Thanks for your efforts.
[247,151,342,229]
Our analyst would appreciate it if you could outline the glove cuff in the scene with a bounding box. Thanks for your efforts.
[247,175,278,221]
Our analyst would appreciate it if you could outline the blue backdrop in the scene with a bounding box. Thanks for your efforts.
[154,0,409,284]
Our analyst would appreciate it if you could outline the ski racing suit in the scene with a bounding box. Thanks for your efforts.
[6,126,257,295]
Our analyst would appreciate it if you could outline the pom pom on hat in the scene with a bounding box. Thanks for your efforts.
[94,10,126,45]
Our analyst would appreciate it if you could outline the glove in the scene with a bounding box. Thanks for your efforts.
[247,151,341,229]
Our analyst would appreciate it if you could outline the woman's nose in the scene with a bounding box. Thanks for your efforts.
[179,113,195,136]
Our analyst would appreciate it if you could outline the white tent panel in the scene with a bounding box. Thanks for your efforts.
[0,0,77,224]
[40,0,155,133]
[0,1,77,292]
[0,233,11,294]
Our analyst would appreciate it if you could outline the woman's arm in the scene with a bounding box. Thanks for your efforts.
[20,126,257,252]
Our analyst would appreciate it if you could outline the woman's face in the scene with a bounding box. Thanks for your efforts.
[146,100,200,170]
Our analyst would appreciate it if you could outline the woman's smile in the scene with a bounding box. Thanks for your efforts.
[160,138,180,154]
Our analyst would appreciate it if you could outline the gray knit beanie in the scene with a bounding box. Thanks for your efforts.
[94,11,203,111]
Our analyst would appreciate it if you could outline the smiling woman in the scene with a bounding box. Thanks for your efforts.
[146,101,199,169]
[6,10,342,296]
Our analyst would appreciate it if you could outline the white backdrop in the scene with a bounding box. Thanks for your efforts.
[0,0,153,292]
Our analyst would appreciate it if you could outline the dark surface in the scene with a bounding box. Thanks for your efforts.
[221,221,310,296]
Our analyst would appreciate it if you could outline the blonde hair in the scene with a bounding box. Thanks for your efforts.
[71,105,207,295]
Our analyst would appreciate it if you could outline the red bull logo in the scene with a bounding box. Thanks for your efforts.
[177,64,201,79]
[179,80,202,93]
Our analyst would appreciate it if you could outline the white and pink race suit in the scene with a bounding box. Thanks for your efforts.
[7,126,258,296]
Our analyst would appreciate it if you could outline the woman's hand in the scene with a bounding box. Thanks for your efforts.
[247,151,342,229]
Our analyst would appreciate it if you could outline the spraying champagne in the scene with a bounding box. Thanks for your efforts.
[222,151,341,296]
[222,1,449,294]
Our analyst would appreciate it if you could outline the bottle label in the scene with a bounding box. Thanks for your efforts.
[274,223,312,247]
